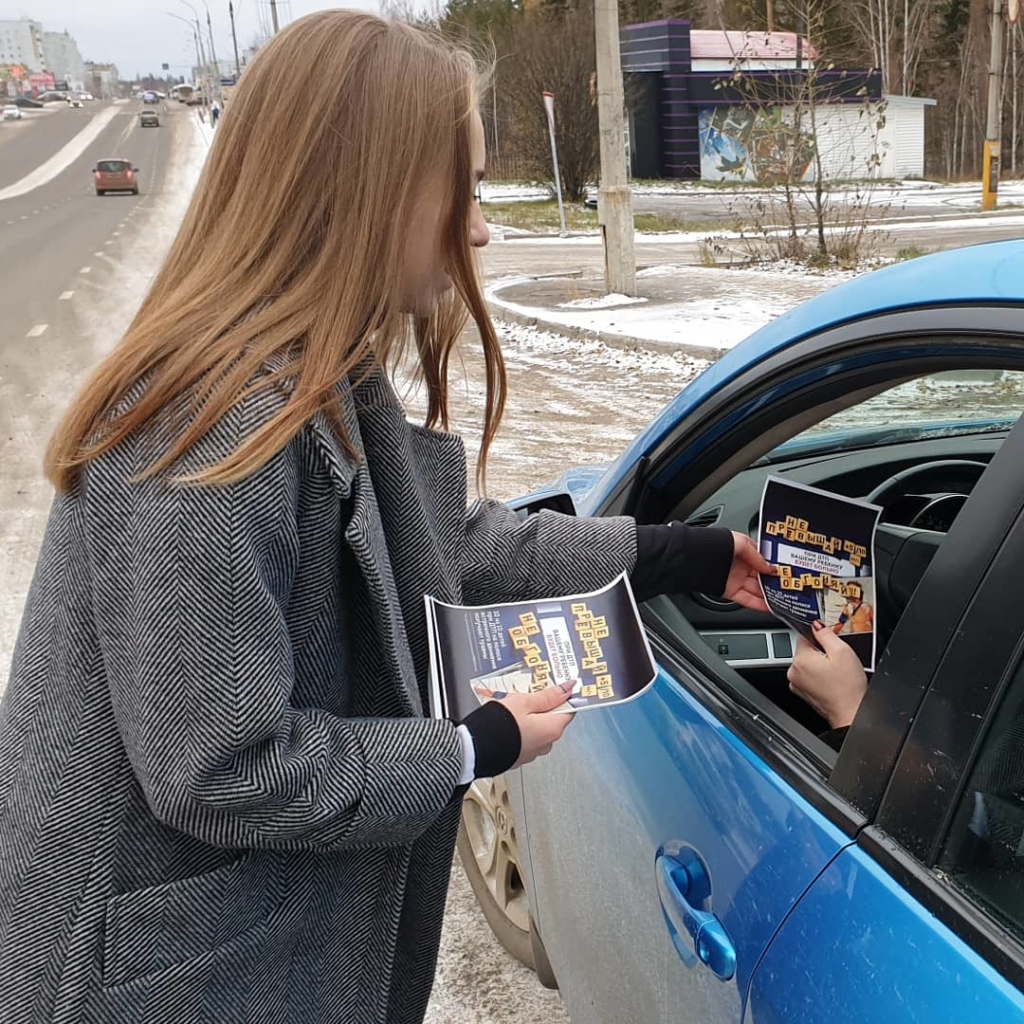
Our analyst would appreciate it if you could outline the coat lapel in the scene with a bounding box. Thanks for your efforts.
[305,376,424,718]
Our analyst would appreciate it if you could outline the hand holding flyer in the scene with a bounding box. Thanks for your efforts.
[757,477,882,670]
[425,574,658,723]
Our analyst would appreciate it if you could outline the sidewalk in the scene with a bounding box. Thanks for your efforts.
[486,264,844,358]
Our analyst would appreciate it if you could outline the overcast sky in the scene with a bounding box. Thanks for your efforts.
[8,0,384,79]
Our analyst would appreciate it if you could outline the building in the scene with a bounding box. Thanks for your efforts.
[42,30,85,91]
[0,19,46,73]
[85,61,120,100]
[622,21,934,182]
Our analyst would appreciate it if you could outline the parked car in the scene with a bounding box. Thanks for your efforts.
[12,97,42,109]
[67,96,83,109]
[463,238,1024,1021]
[2,104,21,121]
[139,110,159,128]
[93,159,139,196]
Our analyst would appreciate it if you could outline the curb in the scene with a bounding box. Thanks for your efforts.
[485,297,728,361]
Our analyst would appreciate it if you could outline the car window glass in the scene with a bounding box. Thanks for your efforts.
[938,658,1024,942]
[97,161,128,173]
[778,370,1024,454]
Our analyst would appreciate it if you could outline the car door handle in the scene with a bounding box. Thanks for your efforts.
[656,852,736,981]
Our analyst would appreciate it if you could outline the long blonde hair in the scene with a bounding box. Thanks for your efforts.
[46,10,504,490]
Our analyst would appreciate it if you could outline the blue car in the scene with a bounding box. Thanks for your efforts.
[459,238,1024,1022]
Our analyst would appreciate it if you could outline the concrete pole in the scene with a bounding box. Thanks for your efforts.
[982,0,1004,211]
[594,0,636,295]
[229,1,241,77]
[270,0,280,34]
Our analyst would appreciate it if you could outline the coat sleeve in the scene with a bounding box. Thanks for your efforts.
[82,408,463,852]
[460,499,639,605]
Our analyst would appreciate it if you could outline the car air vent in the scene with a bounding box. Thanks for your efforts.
[685,505,723,528]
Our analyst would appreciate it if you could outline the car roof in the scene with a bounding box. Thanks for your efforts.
[603,238,1024,485]
[97,157,131,163]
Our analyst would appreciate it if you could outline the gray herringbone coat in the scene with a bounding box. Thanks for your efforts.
[0,364,636,1024]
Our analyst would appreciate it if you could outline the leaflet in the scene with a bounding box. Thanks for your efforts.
[758,476,882,670]
[425,574,657,723]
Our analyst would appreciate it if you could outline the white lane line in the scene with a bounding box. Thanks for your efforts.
[79,266,91,274]
[0,105,122,203]
[93,251,103,256]
[104,240,113,246]
[26,324,48,338]
[112,231,120,236]
[59,291,74,300]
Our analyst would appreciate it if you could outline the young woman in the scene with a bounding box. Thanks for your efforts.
[0,12,770,1022]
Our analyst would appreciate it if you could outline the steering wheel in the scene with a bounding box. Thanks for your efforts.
[868,459,988,618]
[865,459,989,507]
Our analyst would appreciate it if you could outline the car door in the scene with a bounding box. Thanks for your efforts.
[516,310,1024,1024]
[748,417,1024,1020]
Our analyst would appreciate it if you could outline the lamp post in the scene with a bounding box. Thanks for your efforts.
[180,0,212,98]
[229,1,241,77]
[168,12,202,85]
[202,0,220,89]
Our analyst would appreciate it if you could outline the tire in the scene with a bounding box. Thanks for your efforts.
[132,188,139,195]
[95,190,103,196]
[457,774,534,969]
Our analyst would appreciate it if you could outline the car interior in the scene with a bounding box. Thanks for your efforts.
[638,355,1024,756]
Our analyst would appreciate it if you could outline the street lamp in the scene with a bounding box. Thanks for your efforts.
[201,0,220,90]
[168,11,202,85]
[179,0,212,98]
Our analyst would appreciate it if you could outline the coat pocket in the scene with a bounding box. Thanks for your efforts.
[102,853,277,989]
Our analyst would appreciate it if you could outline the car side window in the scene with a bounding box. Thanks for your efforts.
[939,658,1024,941]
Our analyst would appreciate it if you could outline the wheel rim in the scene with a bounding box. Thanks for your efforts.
[462,775,530,934]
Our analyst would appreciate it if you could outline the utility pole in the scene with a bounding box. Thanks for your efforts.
[982,0,1005,211]
[229,1,241,76]
[594,0,635,295]
[270,0,280,34]
[766,0,774,33]
[205,4,219,97]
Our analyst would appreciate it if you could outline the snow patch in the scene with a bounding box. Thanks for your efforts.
[557,293,649,310]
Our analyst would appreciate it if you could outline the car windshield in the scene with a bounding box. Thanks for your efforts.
[768,370,1024,461]
[97,161,128,173]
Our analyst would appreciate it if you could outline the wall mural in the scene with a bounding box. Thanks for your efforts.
[699,106,816,183]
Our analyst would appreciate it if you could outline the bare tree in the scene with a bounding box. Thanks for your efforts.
[846,0,938,94]
[501,4,600,200]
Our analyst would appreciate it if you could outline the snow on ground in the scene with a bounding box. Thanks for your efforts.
[557,292,649,309]
[487,265,838,352]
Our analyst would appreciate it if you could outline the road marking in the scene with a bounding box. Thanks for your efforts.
[20,215,27,220]
[79,266,90,274]
[112,231,120,236]
[0,105,122,203]
[26,324,48,338]
[93,251,103,256]
[59,291,74,300]
[104,240,113,246]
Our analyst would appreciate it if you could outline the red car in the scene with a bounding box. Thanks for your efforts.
[94,159,139,196]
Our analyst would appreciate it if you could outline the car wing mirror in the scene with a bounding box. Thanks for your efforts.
[508,490,577,522]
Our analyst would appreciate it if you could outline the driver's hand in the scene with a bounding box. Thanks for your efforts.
[787,621,868,729]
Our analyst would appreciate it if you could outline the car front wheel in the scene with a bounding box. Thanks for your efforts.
[457,773,534,968]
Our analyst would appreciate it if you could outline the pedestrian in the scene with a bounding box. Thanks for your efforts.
[211,99,220,126]
[0,11,772,1024]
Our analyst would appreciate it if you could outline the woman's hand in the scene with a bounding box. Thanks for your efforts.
[497,684,576,769]
[723,532,776,613]
[787,621,868,729]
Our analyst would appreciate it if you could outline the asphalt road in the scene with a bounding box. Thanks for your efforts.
[0,103,100,190]
[481,212,1024,280]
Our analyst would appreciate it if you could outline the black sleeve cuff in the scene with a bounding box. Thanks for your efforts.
[818,726,850,752]
[631,523,735,602]
[461,700,522,780]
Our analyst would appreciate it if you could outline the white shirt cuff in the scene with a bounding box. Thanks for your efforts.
[456,724,476,786]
